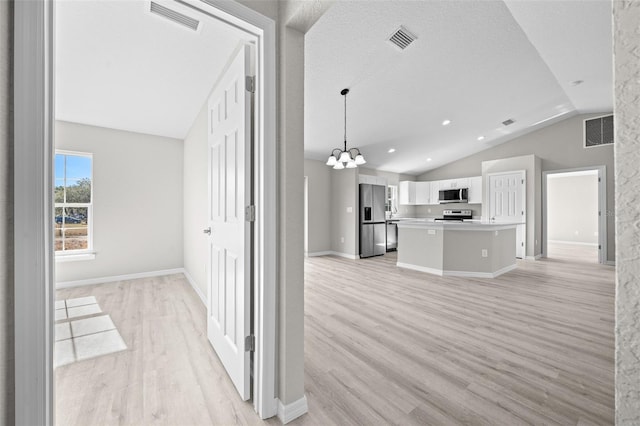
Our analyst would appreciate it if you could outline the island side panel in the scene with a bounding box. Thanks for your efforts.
[491,228,517,274]
[397,226,444,274]
[443,230,496,274]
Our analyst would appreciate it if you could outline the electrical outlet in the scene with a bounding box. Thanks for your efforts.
[427,208,431,213]
[535,239,538,245]
[346,207,352,213]
[481,249,488,257]
[340,237,344,243]
[428,229,436,235]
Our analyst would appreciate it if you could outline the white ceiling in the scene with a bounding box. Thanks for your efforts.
[305,0,613,175]
[55,0,246,139]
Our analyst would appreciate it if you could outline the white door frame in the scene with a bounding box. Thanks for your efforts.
[13,0,278,423]
[486,170,527,259]
[542,166,607,264]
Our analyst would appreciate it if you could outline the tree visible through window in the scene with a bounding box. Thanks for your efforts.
[55,152,93,253]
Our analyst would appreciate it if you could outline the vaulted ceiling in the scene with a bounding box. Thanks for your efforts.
[55,0,246,139]
[304,0,613,175]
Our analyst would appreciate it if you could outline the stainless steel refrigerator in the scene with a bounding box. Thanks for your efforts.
[359,184,386,258]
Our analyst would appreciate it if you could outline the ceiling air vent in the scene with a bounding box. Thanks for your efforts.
[502,118,515,126]
[150,2,200,31]
[584,114,614,148]
[388,26,417,50]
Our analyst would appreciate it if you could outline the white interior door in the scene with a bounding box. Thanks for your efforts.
[489,171,526,259]
[207,44,253,400]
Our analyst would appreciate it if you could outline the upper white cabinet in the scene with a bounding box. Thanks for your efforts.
[439,178,469,189]
[400,176,482,205]
[359,174,387,186]
[468,176,483,204]
[415,181,431,204]
[430,183,440,206]
[399,181,416,205]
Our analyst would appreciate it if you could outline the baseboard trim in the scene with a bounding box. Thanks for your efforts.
[55,268,185,289]
[396,262,444,276]
[277,395,308,424]
[525,254,543,261]
[182,269,206,306]
[331,251,358,260]
[306,251,334,257]
[605,260,616,266]
[397,262,517,278]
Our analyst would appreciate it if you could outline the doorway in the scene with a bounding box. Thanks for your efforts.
[13,0,277,423]
[543,167,606,264]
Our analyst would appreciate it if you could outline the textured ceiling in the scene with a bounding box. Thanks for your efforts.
[305,0,613,175]
[55,0,246,139]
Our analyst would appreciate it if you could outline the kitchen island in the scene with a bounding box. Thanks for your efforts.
[396,220,519,278]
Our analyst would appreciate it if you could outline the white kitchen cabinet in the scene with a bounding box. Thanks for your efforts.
[415,181,431,204]
[399,181,416,205]
[468,176,483,204]
[359,174,388,186]
[439,178,469,189]
[429,183,440,205]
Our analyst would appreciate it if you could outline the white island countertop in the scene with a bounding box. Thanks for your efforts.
[397,220,524,231]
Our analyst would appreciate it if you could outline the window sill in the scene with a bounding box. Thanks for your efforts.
[55,252,96,263]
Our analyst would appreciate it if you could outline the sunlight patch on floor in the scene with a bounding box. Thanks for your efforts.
[54,297,127,368]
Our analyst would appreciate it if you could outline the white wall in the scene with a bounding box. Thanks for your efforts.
[304,159,331,254]
[183,104,208,298]
[547,173,598,244]
[330,168,359,257]
[54,121,184,284]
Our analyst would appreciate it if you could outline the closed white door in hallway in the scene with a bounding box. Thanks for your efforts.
[488,171,526,258]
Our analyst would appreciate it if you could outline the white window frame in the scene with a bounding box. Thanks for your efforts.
[387,184,399,215]
[54,150,95,259]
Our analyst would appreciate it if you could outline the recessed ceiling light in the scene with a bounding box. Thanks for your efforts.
[442,120,451,126]
[388,148,396,153]
[570,80,584,86]
[426,158,432,162]
[477,136,485,141]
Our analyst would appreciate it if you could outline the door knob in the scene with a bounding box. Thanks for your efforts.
[203,227,211,235]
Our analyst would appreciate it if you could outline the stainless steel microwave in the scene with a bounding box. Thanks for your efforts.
[439,188,468,204]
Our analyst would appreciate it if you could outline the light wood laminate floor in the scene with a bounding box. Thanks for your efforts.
[547,241,600,264]
[56,253,614,425]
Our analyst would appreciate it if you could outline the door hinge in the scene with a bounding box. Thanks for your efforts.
[522,211,524,215]
[245,335,255,352]
[521,179,524,184]
[599,211,602,217]
[522,242,524,247]
[245,76,255,93]
[245,205,256,222]
[599,245,602,250]
[598,177,601,182]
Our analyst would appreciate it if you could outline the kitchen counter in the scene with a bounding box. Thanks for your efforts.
[396,221,518,278]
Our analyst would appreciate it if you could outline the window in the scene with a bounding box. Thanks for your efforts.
[386,185,398,214]
[55,151,93,255]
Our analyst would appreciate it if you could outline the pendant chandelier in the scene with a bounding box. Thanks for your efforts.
[326,88,366,169]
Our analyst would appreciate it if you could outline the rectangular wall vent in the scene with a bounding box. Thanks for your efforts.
[150,2,200,31]
[388,26,417,50]
[584,114,614,148]
[502,118,515,126]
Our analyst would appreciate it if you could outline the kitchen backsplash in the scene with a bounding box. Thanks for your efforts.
[414,202,481,218]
